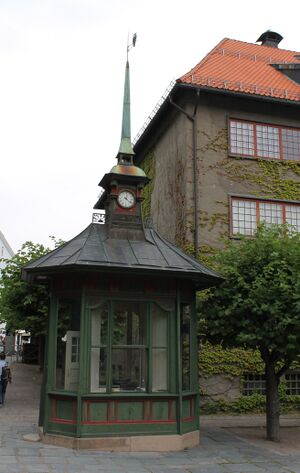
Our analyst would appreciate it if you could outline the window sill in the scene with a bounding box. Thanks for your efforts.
[228,153,300,165]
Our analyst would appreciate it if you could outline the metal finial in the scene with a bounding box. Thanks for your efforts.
[127,33,137,61]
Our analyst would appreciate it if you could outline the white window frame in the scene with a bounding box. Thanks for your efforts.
[231,197,300,236]
[229,119,300,161]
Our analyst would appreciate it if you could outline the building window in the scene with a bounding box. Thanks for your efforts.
[229,119,300,161]
[112,302,147,392]
[243,372,300,396]
[231,197,300,236]
[242,374,266,396]
[285,372,300,395]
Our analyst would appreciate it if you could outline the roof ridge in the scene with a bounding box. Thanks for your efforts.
[28,225,92,268]
[75,224,97,263]
[224,37,300,55]
[62,248,82,265]
[151,229,217,275]
[212,46,299,66]
[148,229,172,267]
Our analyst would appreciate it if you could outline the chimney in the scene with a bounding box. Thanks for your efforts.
[256,30,283,48]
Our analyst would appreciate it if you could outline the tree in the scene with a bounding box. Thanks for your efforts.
[199,225,300,442]
[0,238,63,343]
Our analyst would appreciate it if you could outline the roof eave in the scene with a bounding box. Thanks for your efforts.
[133,82,300,161]
[176,81,300,105]
[22,263,222,288]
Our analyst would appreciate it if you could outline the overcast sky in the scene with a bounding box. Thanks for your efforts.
[0,0,299,253]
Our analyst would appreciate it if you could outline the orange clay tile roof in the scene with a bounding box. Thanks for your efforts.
[178,38,300,102]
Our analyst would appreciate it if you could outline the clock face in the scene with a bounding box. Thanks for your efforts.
[117,190,136,209]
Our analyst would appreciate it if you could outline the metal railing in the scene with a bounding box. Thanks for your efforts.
[133,79,176,145]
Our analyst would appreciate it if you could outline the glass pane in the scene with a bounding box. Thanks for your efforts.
[282,128,300,161]
[90,347,107,392]
[256,124,280,159]
[56,298,80,391]
[152,304,167,347]
[259,202,283,225]
[113,302,146,345]
[152,304,168,392]
[112,348,146,391]
[181,304,191,391]
[90,303,108,392]
[91,304,108,346]
[152,348,167,391]
[232,199,257,235]
[230,120,254,156]
[71,337,80,363]
[286,205,300,233]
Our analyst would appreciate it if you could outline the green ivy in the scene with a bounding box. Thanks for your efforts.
[139,150,155,220]
[199,342,264,378]
[200,393,300,414]
[215,157,300,201]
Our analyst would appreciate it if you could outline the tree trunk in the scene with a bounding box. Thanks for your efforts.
[265,360,280,441]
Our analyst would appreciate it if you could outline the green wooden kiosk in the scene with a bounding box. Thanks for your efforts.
[22,54,221,451]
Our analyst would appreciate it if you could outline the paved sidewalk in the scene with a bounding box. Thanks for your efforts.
[0,363,300,473]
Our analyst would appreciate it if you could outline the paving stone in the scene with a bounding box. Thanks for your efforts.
[1,363,300,473]
[21,465,51,473]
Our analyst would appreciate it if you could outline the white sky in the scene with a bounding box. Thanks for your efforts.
[0,0,299,253]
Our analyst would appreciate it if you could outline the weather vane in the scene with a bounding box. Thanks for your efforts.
[127,33,137,60]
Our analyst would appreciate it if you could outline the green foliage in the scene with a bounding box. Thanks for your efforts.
[216,157,300,201]
[0,238,63,336]
[140,150,155,220]
[199,342,264,377]
[201,225,300,367]
[201,392,300,415]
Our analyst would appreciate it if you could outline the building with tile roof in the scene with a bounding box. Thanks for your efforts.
[133,31,300,405]
[134,31,300,255]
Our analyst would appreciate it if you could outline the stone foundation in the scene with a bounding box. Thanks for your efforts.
[42,430,200,451]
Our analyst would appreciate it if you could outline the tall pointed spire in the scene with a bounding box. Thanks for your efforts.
[118,59,134,156]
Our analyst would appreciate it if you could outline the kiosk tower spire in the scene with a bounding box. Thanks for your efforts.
[118,33,137,161]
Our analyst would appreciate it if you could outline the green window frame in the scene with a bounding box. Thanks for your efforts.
[89,300,170,394]
[181,304,192,391]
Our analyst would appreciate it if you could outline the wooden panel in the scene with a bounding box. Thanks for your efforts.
[151,399,176,423]
[82,400,109,424]
[49,396,76,424]
[116,400,145,422]
[182,396,194,421]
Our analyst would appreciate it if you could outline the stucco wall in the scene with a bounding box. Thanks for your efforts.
[146,92,300,251]
[200,374,241,403]
[149,109,194,247]
[196,94,300,249]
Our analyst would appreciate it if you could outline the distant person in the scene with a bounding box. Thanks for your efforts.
[0,352,11,406]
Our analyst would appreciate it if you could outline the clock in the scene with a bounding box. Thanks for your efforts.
[117,190,136,209]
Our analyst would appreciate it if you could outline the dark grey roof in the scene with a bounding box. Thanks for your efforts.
[22,223,222,288]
